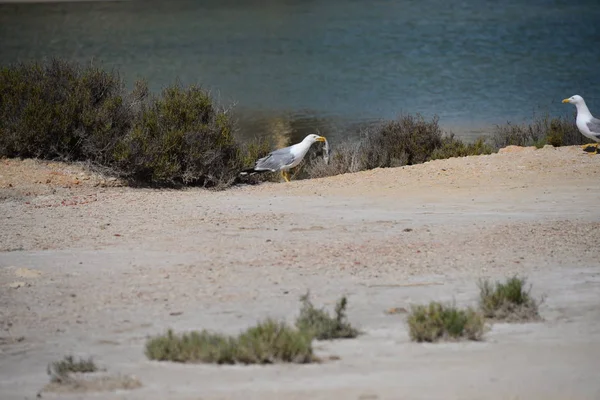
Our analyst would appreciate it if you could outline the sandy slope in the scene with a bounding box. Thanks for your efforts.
[1,145,599,400]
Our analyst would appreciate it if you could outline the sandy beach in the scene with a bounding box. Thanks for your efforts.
[1,145,600,399]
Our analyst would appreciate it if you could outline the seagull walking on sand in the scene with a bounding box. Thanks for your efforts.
[562,95,600,153]
[240,134,327,182]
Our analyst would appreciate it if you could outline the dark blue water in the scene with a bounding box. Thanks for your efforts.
[1,0,599,144]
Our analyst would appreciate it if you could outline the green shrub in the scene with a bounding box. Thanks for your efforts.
[235,319,314,364]
[47,355,98,383]
[295,293,360,340]
[112,81,244,187]
[407,302,486,342]
[478,276,541,322]
[369,114,444,166]
[491,113,589,149]
[145,320,313,364]
[0,58,135,163]
[144,329,237,364]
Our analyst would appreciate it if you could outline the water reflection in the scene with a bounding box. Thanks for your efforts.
[233,108,385,149]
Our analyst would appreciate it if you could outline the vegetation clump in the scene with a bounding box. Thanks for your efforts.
[491,113,588,149]
[47,355,98,383]
[301,115,495,179]
[112,82,244,187]
[478,276,542,322]
[406,302,486,342]
[295,293,360,340]
[431,135,494,160]
[145,319,313,364]
[0,59,134,163]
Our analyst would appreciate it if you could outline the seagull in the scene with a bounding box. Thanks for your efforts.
[240,134,327,182]
[562,95,600,153]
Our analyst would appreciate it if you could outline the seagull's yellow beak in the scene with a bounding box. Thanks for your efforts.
[315,136,326,142]
[562,98,571,103]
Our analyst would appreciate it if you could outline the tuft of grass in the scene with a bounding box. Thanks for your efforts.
[144,329,237,364]
[478,276,542,322]
[295,293,360,340]
[46,356,98,383]
[145,320,313,364]
[407,302,486,342]
[491,113,590,149]
[235,319,314,364]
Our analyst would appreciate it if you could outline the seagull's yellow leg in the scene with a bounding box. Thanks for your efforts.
[281,170,290,182]
[290,164,304,180]
[582,143,599,153]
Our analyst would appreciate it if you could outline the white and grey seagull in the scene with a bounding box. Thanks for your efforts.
[562,94,600,153]
[240,134,327,182]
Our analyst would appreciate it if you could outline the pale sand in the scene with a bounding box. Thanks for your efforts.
[1,145,599,399]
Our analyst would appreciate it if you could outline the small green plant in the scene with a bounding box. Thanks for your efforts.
[145,320,313,364]
[46,356,98,383]
[478,276,542,322]
[295,293,360,340]
[407,302,486,342]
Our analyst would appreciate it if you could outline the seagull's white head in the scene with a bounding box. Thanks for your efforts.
[562,94,584,105]
[302,134,327,144]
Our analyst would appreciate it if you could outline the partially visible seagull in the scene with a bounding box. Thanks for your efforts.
[562,95,600,153]
[240,134,327,182]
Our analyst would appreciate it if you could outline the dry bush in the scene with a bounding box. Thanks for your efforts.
[145,320,314,364]
[431,135,494,160]
[295,293,360,340]
[47,355,98,383]
[478,276,542,322]
[407,302,486,342]
[492,113,588,149]
[301,115,494,179]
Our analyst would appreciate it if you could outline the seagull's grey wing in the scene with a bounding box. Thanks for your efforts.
[586,118,600,139]
[254,147,296,171]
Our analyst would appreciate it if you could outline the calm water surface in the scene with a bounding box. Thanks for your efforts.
[1,0,599,144]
